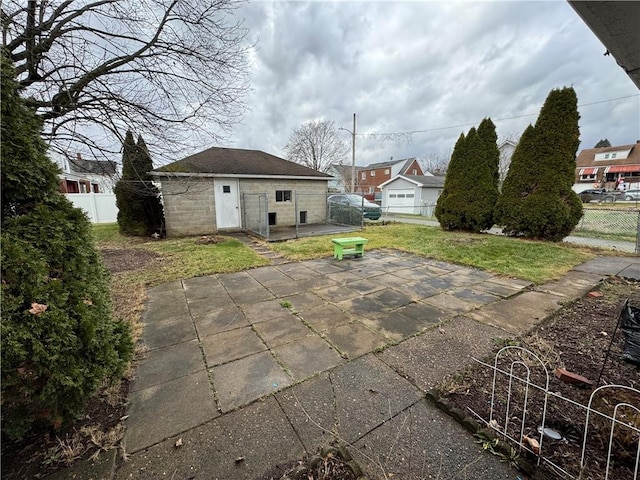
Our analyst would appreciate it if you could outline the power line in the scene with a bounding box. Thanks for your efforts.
[357,94,639,137]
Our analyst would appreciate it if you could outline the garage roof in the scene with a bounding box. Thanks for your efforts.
[154,147,332,178]
[379,174,445,188]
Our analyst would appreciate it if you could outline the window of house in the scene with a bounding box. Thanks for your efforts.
[268,212,277,225]
[92,183,100,193]
[412,169,417,175]
[611,153,617,159]
[580,174,596,181]
[299,211,307,224]
[604,154,610,159]
[384,169,389,174]
[275,190,291,202]
[361,172,366,180]
[406,193,414,198]
[80,183,87,193]
[223,185,231,193]
[370,171,375,177]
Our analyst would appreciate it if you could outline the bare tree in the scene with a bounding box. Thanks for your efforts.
[422,151,451,176]
[283,120,349,173]
[1,0,250,166]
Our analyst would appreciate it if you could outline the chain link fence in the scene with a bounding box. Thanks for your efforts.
[241,192,269,238]
[572,207,640,253]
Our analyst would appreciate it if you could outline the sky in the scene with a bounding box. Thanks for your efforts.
[222,0,640,168]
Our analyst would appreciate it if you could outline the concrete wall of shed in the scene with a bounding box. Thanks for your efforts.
[160,177,216,237]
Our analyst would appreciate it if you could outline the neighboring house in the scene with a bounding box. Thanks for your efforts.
[56,153,119,194]
[150,147,332,237]
[378,174,445,216]
[498,139,517,185]
[358,158,424,194]
[575,141,640,191]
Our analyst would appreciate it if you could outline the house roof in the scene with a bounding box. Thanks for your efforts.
[363,157,416,170]
[379,174,445,189]
[154,147,332,178]
[575,141,640,168]
[70,158,117,175]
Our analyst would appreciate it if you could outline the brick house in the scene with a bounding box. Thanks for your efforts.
[575,141,640,191]
[357,158,424,194]
[151,147,332,237]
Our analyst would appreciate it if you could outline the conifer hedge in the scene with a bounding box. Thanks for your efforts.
[494,87,582,241]
[114,132,164,236]
[1,53,133,440]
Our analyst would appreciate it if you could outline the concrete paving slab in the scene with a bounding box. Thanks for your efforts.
[247,265,291,284]
[326,270,363,284]
[396,301,451,325]
[281,291,325,312]
[573,256,640,277]
[347,278,387,295]
[533,270,606,299]
[142,315,197,350]
[124,370,217,453]
[304,259,346,274]
[267,278,318,296]
[336,295,387,317]
[330,355,423,443]
[448,286,501,306]
[299,303,352,332]
[422,292,479,314]
[202,326,267,366]
[194,304,249,336]
[181,275,224,301]
[314,284,361,303]
[359,310,425,341]
[276,264,317,281]
[352,399,517,479]
[241,298,294,323]
[620,262,640,279]
[401,280,440,299]
[227,285,274,305]
[390,267,435,282]
[211,351,292,412]
[146,280,182,295]
[130,339,204,392]
[421,275,458,291]
[142,292,190,323]
[275,373,336,452]
[273,336,344,381]
[368,288,414,309]
[253,315,315,347]
[378,316,508,392]
[116,396,304,480]
[324,321,388,359]
[218,270,257,289]
[187,293,236,317]
[468,290,566,334]
[474,279,528,298]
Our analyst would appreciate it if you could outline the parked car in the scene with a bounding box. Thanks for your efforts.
[327,194,382,220]
[623,189,640,201]
[578,188,620,203]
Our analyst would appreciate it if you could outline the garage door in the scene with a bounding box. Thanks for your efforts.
[387,189,416,214]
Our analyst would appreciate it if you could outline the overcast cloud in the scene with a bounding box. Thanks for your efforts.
[224,0,639,167]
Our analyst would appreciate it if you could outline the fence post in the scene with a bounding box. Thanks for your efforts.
[636,210,639,254]
[295,191,299,239]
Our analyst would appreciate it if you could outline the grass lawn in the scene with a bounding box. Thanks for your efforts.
[271,223,596,284]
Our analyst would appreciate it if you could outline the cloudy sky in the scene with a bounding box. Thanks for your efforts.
[223,0,639,167]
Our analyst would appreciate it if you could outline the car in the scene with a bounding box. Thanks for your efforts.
[623,189,640,201]
[578,188,620,203]
[327,193,382,220]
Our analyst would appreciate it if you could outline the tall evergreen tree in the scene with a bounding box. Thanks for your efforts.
[435,122,499,233]
[114,132,164,236]
[594,139,611,148]
[1,52,132,440]
[494,87,582,241]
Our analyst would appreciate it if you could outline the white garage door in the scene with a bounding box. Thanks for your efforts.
[387,188,416,213]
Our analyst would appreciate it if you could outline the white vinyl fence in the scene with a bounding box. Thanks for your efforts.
[65,193,118,223]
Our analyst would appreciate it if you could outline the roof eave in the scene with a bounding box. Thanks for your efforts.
[150,172,332,181]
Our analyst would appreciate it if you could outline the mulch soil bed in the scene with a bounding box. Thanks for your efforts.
[436,276,640,480]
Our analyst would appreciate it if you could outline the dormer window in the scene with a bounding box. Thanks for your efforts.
[604,154,610,159]
[611,153,617,159]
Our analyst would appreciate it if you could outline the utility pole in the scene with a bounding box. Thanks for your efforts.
[339,113,356,192]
